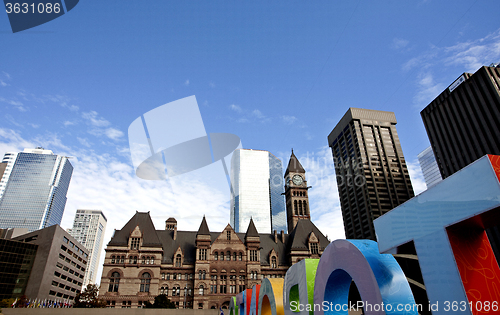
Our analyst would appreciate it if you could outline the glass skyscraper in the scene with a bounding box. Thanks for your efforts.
[230,149,286,233]
[68,209,107,287]
[0,148,73,232]
[417,146,442,189]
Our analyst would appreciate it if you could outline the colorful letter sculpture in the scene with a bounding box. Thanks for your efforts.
[249,285,261,315]
[314,239,417,315]
[230,296,239,315]
[283,259,319,315]
[258,278,285,315]
[374,155,500,315]
[241,288,253,315]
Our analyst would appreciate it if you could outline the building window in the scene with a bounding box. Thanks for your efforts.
[140,272,151,292]
[198,303,203,309]
[142,256,146,264]
[133,256,137,264]
[220,252,224,261]
[203,270,206,280]
[199,249,207,260]
[226,251,231,260]
[233,252,237,261]
[239,252,242,261]
[214,252,218,260]
[130,238,140,250]
[294,200,298,215]
[166,273,170,280]
[120,256,125,264]
[175,254,182,267]
[199,285,204,296]
[150,257,154,264]
[310,243,319,255]
[161,273,165,280]
[108,272,120,292]
[271,256,277,268]
[250,250,257,261]
[111,255,115,264]
[227,230,231,240]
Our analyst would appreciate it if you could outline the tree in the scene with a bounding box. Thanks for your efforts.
[145,294,175,309]
[73,284,106,308]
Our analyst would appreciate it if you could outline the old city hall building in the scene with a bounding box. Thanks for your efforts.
[99,153,330,309]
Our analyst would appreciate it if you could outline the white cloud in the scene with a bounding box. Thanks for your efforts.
[0,80,8,87]
[77,137,92,147]
[282,115,297,125]
[82,111,110,127]
[229,104,242,113]
[29,123,39,129]
[413,72,444,107]
[105,128,124,140]
[2,71,11,80]
[407,159,427,195]
[184,79,190,86]
[64,121,76,127]
[391,38,409,50]
[0,129,35,153]
[0,97,27,112]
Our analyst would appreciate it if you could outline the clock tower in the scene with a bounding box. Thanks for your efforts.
[284,150,310,233]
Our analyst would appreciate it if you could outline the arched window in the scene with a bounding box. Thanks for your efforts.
[140,272,151,292]
[214,251,218,261]
[120,256,125,264]
[151,257,154,264]
[133,256,137,264]
[175,254,182,267]
[172,287,177,296]
[129,256,133,264]
[226,251,231,260]
[304,201,308,215]
[177,287,180,295]
[294,200,298,215]
[271,257,277,268]
[203,270,206,280]
[164,285,168,296]
[108,272,120,292]
[239,252,243,261]
[199,285,204,296]
[220,252,224,261]
[142,256,146,264]
[233,252,237,261]
[299,201,303,215]
[111,255,115,264]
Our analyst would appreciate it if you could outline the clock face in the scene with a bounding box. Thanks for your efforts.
[292,175,303,186]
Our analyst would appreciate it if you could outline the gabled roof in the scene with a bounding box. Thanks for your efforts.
[285,150,305,176]
[108,211,161,247]
[287,219,329,251]
[197,216,210,236]
[245,218,259,238]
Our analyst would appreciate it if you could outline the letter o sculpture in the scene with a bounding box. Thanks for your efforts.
[314,239,417,315]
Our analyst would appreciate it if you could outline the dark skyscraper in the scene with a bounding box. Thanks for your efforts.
[328,108,414,240]
[420,65,500,178]
[421,64,500,258]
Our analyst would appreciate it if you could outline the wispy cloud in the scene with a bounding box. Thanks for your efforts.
[282,115,297,125]
[209,81,216,88]
[82,111,110,127]
[45,94,79,112]
[77,137,91,147]
[63,121,76,127]
[0,97,27,112]
[413,72,444,107]
[82,111,124,141]
[184,79,190,86]
[29,123,40,129]
[2,71,11,80]
[0,80,8,87]
[229,104,242,113]
[105,128,124,140]
[391,38,409,50]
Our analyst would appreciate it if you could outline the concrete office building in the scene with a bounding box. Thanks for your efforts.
[13,225,89,303]
[417,146,442,189]
[0,148,73,232]
[230,149,286,234]
[421,64,500,258]
[68,210,107,287]
[327,108,415,240]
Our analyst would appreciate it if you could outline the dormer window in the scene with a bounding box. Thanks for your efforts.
[310,242,319,255]
[130,237,140,250]
[271,256,277,268]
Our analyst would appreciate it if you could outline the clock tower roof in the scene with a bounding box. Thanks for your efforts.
[285,150,305,176]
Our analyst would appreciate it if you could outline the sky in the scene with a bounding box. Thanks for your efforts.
[1,0,500,284]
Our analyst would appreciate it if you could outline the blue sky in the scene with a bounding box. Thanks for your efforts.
[1,1,500,282]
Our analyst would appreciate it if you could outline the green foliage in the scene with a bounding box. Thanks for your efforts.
[73,284,106,308]
[145,294,176,309]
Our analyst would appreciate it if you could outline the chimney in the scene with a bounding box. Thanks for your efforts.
[274,230,278,243]
[281,230,285,243]
[165,218,178,240]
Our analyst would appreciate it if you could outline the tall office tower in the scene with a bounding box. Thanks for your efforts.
[230,149,286,234]
[421,64,500,258]
[417,146,442,189]
[421,65,500,178]
[0,148,73,232]
[328,108,415,240]
[68,210,107,287]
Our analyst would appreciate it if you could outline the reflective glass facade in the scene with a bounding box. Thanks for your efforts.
[0,149,73,232]
[230,149,286,233]
[417,146,442,189]
[68,209,107,287]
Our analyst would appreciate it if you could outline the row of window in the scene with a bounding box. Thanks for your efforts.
[53,271,82,287]
[213,251,242,261]
[159,286,192,296]
[58,253,86,272]
[55,262,84,279]
[108,272,151,293]
[110,255,154,265]
[62,236,88,259]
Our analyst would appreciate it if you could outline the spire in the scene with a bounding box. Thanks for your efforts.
[197,215,210,236]
[285,150,305,176]
[245,218,259,238]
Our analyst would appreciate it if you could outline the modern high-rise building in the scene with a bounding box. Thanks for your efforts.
[421,64,500,258]
[230,149,286,234]
[327,108,414,240]
[420,65,500,178]
[68,210,107,287]
[0,148,73,232]
[417,146,442,189]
